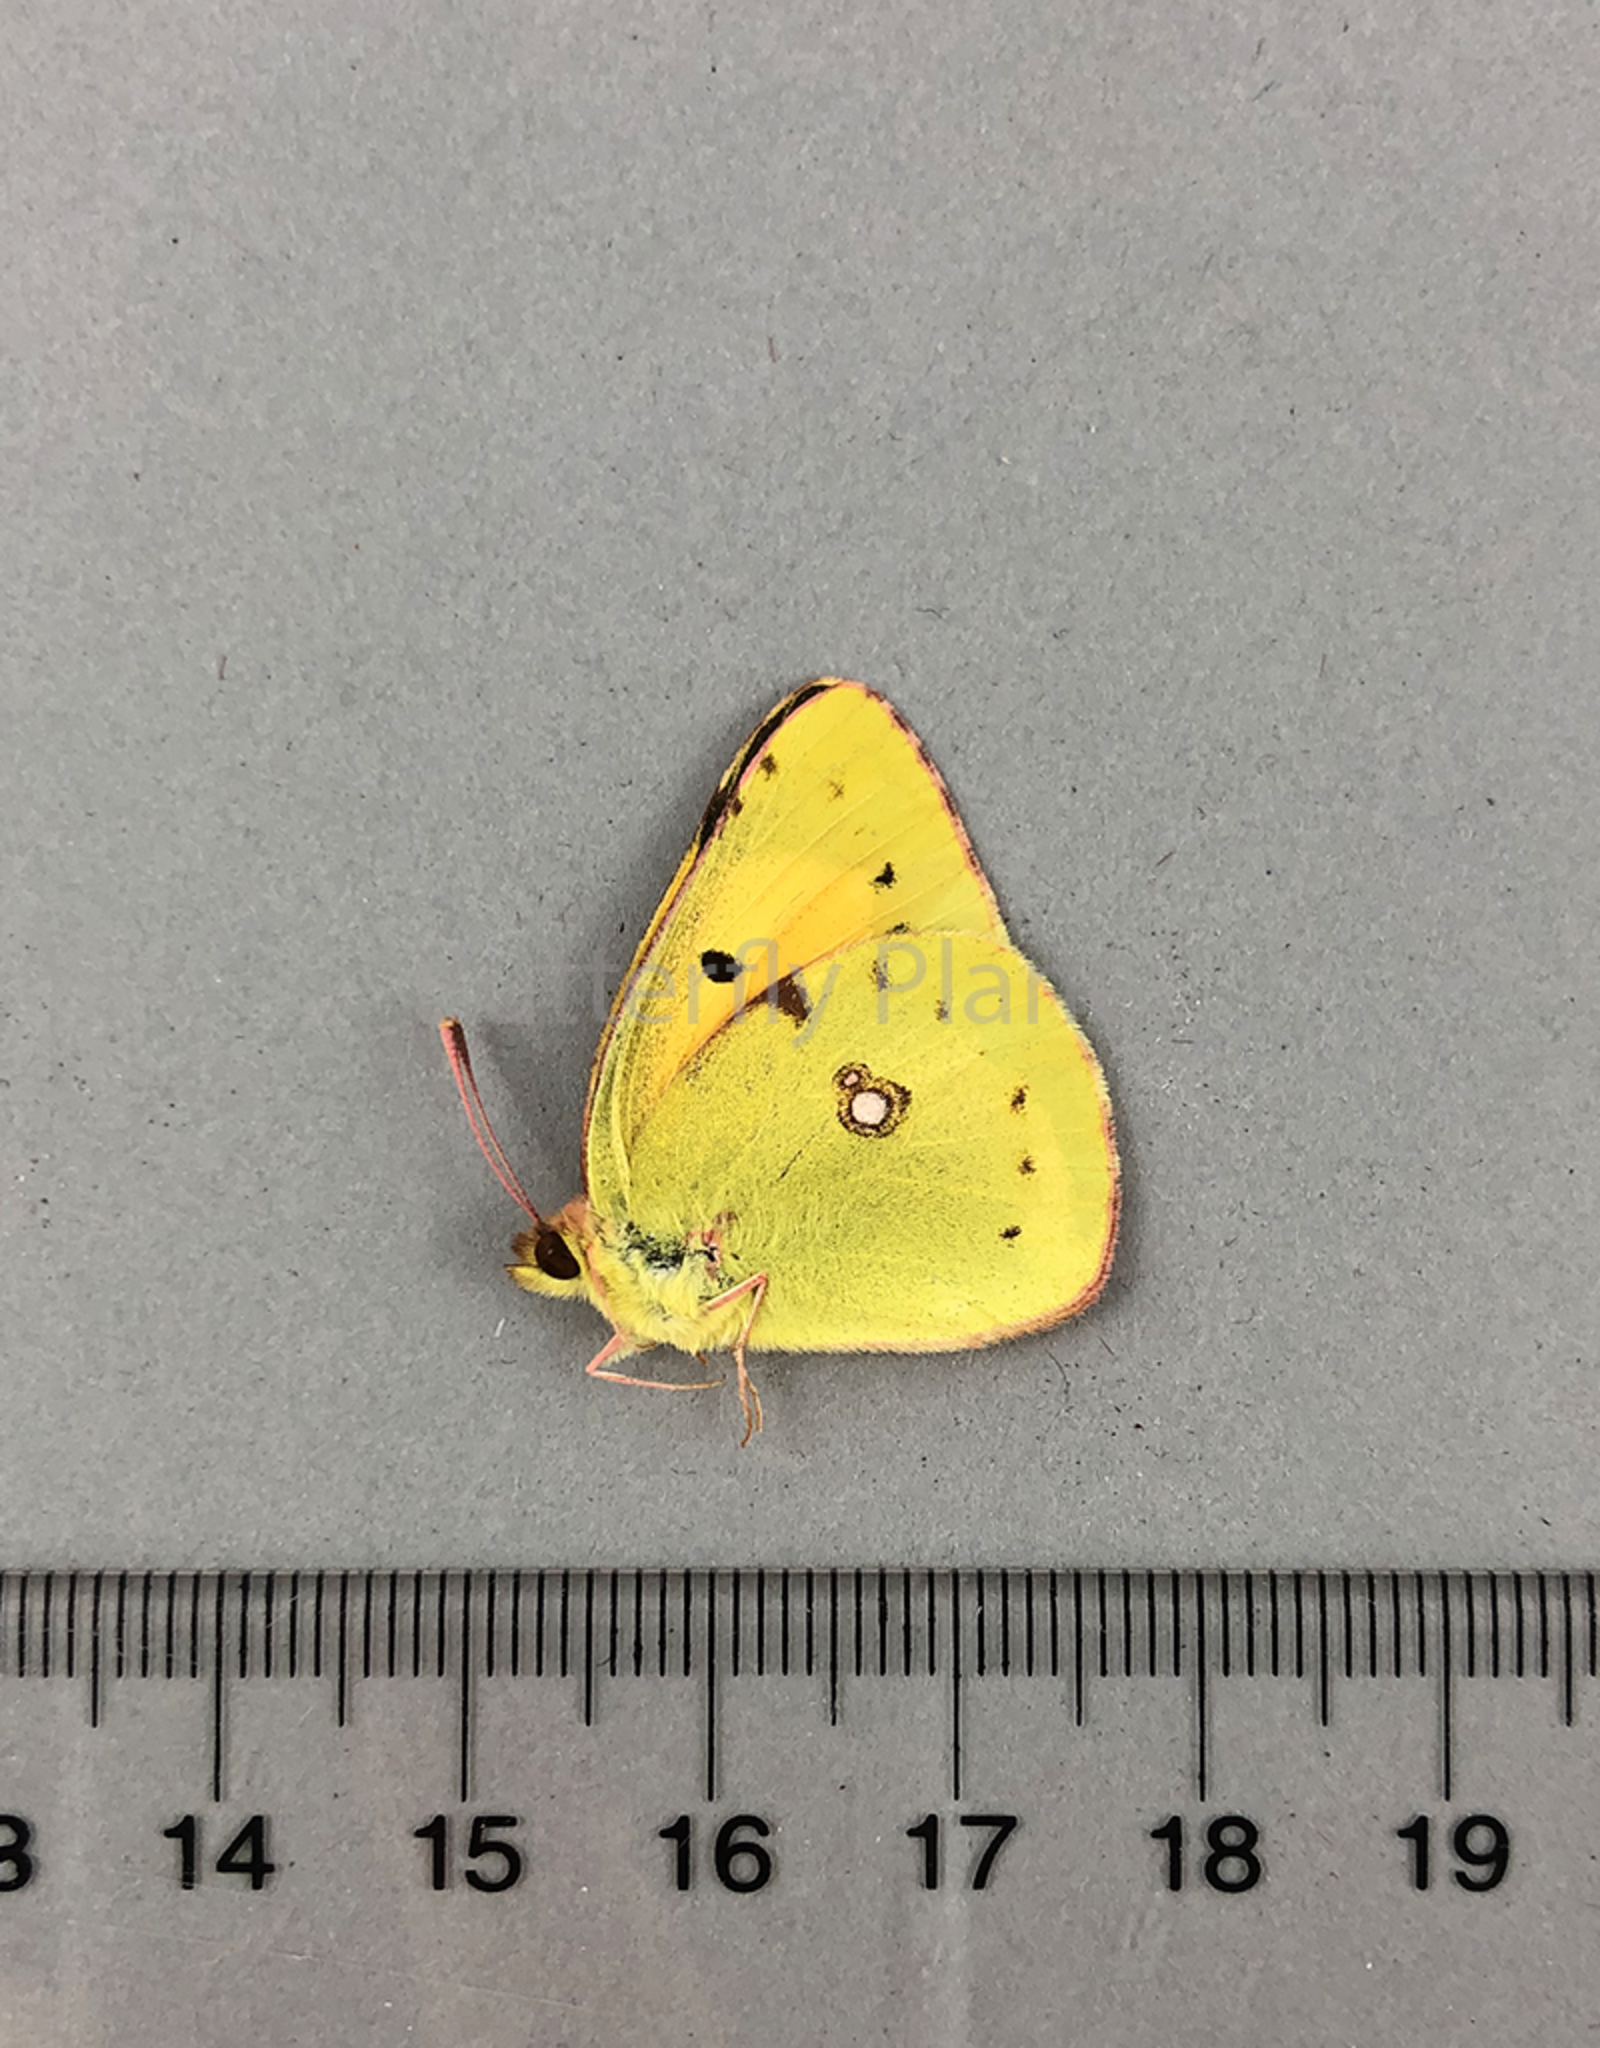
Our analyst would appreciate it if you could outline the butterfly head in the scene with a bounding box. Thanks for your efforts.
[508,1196,594,1304]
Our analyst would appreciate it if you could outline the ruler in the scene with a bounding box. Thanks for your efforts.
[0,1568,1594,2047]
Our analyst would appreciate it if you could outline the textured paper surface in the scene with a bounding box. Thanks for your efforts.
[4,1,1597,1576]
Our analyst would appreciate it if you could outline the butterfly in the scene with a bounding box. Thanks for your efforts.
[442,679,1118,1444]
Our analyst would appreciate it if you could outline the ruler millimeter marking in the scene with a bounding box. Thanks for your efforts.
[0,1568,1592,1807]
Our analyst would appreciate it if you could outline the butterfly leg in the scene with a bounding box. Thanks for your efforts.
[699,1272,770,1447]
[733,1350,763,1447]
[584,1330,725,1393]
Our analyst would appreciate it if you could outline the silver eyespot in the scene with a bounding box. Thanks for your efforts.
[833,1064,911,1139]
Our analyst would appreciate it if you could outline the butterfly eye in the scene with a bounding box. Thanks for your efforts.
[832,1064,911,1139]
[533,1230,581,1281]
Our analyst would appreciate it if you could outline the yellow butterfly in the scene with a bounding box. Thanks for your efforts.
[442,679,1118,1444]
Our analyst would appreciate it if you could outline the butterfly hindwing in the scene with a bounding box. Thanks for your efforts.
[583,682,1007,1213]
[616,932,1118,1351]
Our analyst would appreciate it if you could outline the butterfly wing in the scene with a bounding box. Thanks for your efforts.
[584,682,1007,1215]
[616,933,1119,1351]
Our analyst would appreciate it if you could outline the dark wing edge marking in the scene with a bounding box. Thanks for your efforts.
[580,678,1016,1192]
[871,692,1005,936]
[694,680,833,852]
[580,681,840,1192]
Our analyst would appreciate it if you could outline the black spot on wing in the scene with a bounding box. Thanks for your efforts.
[1000,1225,1022,1241]
[741,972,813,1026]
[758,752,779,776]
[694,682,830,850]
[773,973,810,1026]
[934,1000,949,1022]
[871,861,896,889]
[1010,1086,1028,1112]
[1019,1156,1035,1175]
[701,949,739,983]
[888,921,910,934]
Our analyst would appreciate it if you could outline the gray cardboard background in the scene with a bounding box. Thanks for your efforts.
[4,1,1597,1570]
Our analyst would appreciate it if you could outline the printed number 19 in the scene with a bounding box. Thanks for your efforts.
[1396,1814,1511,1891]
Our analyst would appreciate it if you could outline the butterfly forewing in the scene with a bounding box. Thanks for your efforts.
[584,682,1007,1213]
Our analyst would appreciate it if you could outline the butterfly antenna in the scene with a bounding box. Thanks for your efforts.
[438,1017,544,1223]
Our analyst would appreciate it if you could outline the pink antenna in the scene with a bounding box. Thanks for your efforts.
[438,1017,543,1222]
